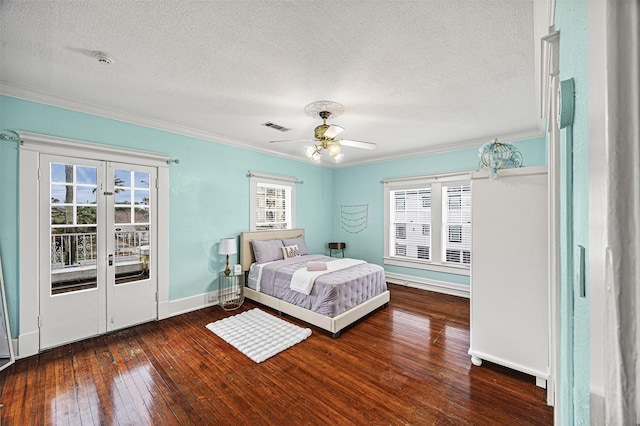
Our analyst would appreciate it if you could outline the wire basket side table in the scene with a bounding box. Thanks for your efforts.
[218,272,244,311]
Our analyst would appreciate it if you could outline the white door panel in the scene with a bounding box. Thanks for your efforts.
[40,156,106,349]
[107,162,157,331]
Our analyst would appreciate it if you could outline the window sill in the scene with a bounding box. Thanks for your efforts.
[383,256,470,276]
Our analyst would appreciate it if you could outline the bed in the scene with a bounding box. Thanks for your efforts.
[240,229,390,337]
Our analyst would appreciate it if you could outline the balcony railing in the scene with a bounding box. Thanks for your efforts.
[51,230,149,270]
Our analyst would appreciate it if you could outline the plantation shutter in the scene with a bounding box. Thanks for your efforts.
[442,183,471,264]
[390,188,431,260]
[255,182,290,230]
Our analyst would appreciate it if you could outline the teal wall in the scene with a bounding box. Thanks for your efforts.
[333,137,548,285]
[0,95,549,347]
[555,0,590,424]
[0,95,334,336]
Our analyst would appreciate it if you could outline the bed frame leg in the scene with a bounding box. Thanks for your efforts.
[331,331,341,339]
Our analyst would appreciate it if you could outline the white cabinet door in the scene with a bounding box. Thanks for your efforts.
[469,167,549,385]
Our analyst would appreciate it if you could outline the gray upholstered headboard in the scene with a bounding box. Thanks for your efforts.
[240,229,305,272]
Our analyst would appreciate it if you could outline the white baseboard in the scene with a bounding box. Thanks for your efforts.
[385,272,470,298]
[17,329,39,359]
[11,339,18,359]
[166,290,220,318]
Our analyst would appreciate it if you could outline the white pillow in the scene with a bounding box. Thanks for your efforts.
[281,244,301,259]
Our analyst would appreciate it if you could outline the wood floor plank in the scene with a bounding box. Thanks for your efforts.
[0,284,553,425]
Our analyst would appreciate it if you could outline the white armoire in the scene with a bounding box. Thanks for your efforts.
[468,166,549,388]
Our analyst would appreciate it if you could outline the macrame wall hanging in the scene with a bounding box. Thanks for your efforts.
[340,204,368,233]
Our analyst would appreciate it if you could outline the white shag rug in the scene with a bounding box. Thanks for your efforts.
[206,308,312,363]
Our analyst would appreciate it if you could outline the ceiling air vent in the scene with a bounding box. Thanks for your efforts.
[262,122,291,132]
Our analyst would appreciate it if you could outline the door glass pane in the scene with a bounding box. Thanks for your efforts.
[114,169,150,285]
[134,189,149,206]
[51,206,74,225]
[51,185,70,204]
[114,189,131,205]
[134,207,149,223]
[114,169,131,187]
[50,163,98,295]
[115,207,131,223]
[76,186,97,204]
[77,207,97,224]
[51,163,74,183]
[134,172,149,188]
[76,166,97,185]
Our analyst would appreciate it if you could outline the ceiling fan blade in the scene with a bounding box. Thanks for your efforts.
[323,124,344,139]
[339,139,377,150]
[268,139,316,144]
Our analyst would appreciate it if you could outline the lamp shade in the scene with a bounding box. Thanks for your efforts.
[218,238,237,255]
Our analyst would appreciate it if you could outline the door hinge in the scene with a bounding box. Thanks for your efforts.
[155,292,158,302]
[37,315,42,328]
[37,168,42,181]
[155,178,158,189]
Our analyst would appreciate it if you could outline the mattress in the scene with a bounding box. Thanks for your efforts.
[247,255,387,318]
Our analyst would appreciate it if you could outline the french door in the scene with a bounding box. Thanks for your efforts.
[39,155,158,349]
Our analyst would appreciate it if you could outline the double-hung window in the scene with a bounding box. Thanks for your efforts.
[442,183,471,265]
[249,172,296,230]
[384,173,471,275]
[390,189,432,260]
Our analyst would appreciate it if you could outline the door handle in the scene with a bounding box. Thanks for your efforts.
[108,254,114,266]
[577,245,586,298]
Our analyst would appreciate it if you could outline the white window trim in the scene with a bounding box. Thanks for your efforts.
[383,171,471,276]
[248,171,297,231]
[17,131,170,358]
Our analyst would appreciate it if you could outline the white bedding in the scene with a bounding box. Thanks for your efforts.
[289,258,365,295]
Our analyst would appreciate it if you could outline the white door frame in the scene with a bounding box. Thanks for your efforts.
[542,28,560,410]
[587,0,606,420]
[18,131,170,358]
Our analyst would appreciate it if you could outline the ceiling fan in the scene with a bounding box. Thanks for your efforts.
[269,101,377,163]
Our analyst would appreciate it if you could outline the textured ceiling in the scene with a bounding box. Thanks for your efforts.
[0,1,544,166]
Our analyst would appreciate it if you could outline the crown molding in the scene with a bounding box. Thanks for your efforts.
[336,126,546,169]
[0,81,310,164]
[1,81,545,170]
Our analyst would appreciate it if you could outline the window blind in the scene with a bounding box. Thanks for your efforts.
[390,188,431,260]
[255,182,290,230]
[442,183,471,264]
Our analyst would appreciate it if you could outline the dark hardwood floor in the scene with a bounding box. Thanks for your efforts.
[0,284,553,425]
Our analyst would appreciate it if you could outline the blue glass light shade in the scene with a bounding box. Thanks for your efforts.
[478,138,523,178]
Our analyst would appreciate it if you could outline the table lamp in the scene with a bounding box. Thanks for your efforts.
[218,238,237,276]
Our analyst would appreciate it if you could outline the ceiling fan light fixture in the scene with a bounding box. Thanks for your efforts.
[328,143,341,157]
[323,124,344,139]
[304,145,316,159]
[270,100,376,164]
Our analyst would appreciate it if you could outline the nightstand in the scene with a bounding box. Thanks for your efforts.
[218,272,244,311]
[328,242,346,257]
